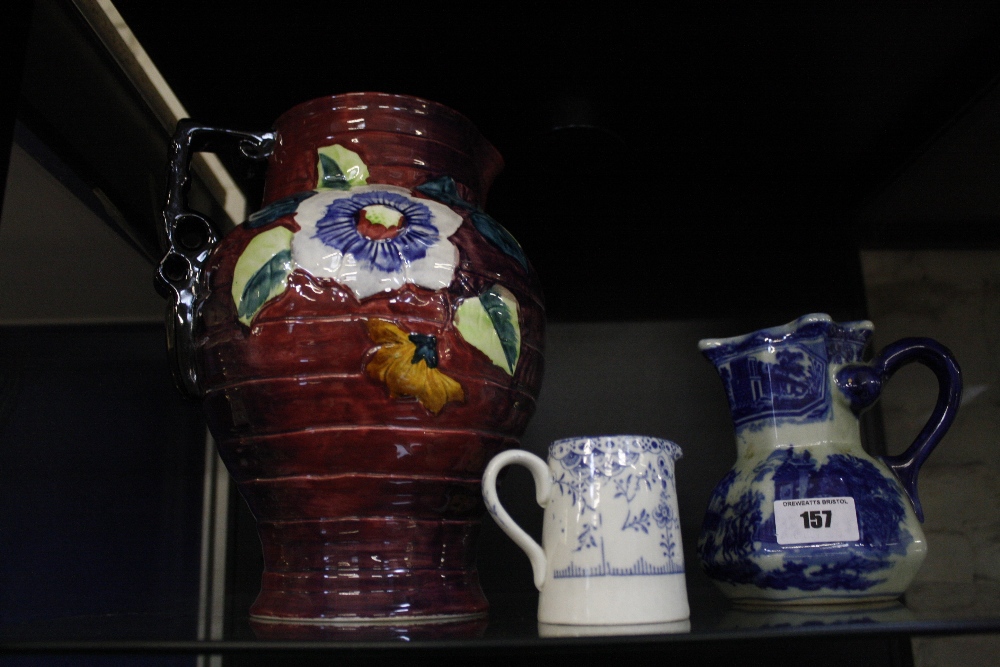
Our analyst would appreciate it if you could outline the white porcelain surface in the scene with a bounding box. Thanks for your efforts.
[482,435,689,626]
[537,619,691,637]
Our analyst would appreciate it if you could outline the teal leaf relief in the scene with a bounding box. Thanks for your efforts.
[238,249,292,323]
[480,287,520,373]
[408,333,440,368]
[454,284,521,375]
[246,191,317,229]
[470,211,528,270]
[416,175,528,270]
[318,153,352,190]
[415,175,469,209]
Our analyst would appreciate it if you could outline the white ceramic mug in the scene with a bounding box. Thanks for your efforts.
[482,435,689,626]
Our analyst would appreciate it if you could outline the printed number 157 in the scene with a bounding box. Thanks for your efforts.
[800,510,832,529]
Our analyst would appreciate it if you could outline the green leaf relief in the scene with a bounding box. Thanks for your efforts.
[318,153,349,190]
[317,144,369,189]
[479,287,520,372]
[231,226,294,326]
[454,284,521,375]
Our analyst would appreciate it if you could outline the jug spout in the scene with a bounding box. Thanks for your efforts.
[699,314,874,452]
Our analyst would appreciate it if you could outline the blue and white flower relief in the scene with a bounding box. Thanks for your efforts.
[292,185,462,299]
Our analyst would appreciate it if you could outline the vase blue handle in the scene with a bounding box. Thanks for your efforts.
[835,338,962,522]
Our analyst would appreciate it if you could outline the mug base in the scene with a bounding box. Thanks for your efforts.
[537,619,691,637]
[537,571,690,626]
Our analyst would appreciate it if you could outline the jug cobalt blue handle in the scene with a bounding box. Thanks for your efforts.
[835,337,962,522]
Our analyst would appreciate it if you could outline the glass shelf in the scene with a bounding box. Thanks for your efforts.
[2,597,998,657]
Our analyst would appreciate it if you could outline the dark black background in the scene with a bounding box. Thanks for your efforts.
[111,1,1000,321]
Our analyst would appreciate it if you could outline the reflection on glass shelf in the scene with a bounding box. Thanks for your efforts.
[2,597,999,648]
[247,615,490,642]
[716,601,913,631]
[538,619,691,638]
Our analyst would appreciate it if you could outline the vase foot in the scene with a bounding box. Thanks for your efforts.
[249,611,489,640]
[248,567,490,623]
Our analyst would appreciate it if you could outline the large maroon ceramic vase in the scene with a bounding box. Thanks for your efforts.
[156,93,544,631]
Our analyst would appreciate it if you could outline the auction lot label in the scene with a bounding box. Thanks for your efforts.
[774,497,860,545]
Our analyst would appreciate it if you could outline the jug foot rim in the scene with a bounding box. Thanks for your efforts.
[729,594,901,609]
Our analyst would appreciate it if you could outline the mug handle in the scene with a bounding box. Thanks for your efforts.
[481,450,553,590]
[157,120,275,398]
[836,337,962,522]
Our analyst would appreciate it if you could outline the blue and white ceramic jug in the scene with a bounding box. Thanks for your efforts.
[698,314,961,605]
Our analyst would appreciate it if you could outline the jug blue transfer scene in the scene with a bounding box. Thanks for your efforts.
[698,313,962,605]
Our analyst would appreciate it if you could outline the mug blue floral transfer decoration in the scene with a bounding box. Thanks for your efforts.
[697,314,962,605]
[482,435,690,626]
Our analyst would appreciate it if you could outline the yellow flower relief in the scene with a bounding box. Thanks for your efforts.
[365,319,464,414]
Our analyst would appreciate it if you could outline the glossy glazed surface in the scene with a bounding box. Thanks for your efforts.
[262,92,502,208]
[697,314,960,604]
[483,436,689,625]
[175,93,545,626]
